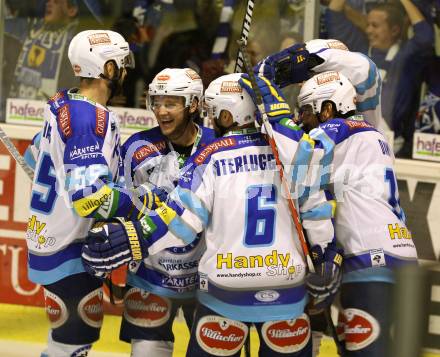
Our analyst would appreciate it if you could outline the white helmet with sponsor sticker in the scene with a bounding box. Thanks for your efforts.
[298,71,356,116]
[68,30,133,78]
[147,68,204,108]
[203,73,256,125]
[305,38,349,54]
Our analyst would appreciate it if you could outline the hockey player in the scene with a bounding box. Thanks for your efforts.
[254,38,385,130]
[81,73,342,356]
[118,68,216,357]
[294,71,418,356]
[26,30,162,357]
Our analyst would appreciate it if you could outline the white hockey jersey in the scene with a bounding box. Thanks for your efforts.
[310,116,418,283]
[26,90,139,285]
[121,125,216,299]
[145,127,335,322]
[310,45,384,130]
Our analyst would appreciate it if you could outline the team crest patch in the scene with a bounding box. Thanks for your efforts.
[194,138,236,165]
[261,314,310,353]
[123,288,171,327]
[196,315,248,356]
[343,308,380,351]
[44,290,69,329]
[77,288,104,328]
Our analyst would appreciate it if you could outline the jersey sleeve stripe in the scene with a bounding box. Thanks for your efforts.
[301,200,336,220]
[173,187,210,227]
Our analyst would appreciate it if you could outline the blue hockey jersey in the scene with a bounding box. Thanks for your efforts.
[120,125,216,298]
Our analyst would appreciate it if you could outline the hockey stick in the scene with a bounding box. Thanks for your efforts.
[234,0,254,72]
[237,40,344,356]
[0,125,34,180]
[237,39,314,271]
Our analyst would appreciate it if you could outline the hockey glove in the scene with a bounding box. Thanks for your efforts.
[239,74,292,123]
[129,183,169,220]
[306,243,343,310]
[253,44,311,88]
[81,217,156,278]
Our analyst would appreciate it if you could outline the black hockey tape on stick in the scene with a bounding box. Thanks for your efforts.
[234,0,254,72]
[0,125,34,180]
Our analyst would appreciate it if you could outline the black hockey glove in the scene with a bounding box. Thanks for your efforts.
[81,217,156,278]
[306,243,343,309]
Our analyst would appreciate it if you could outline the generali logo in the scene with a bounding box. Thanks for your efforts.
[194,138,236,165]
[133,140,167,163]
[95,107,107,137]
[196,316,248,356]
[261,314,310,353]
[58,104,72,138]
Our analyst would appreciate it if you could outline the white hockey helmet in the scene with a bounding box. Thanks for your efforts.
[147,68,204,108]
[305,39,349,54]
[68,30,133,78]
[203,73,256,125]
[298,71,356,115]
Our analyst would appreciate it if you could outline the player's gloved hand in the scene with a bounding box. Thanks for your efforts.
[81,217,156,278]
[239,74,292,123]
[253,44,310,88]
[129,183,169,220]
[306,243,343,310]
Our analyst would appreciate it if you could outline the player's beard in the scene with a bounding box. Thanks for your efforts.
[106,69,125,100]
[166,108,193,143]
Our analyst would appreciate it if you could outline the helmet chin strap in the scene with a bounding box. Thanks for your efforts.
[100,68,124,100]
[213,116,234,137]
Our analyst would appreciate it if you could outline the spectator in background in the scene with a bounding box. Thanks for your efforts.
[6,0,80,101]
[416,0,440,135]
[326,0,434,156]
[111,0,166,107]
[4,0,103,102]
[151,0,225,88]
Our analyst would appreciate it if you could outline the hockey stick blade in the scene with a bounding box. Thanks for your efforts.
[0,125,34,181]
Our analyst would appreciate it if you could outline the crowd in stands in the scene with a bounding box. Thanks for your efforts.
[2,0,439,158]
